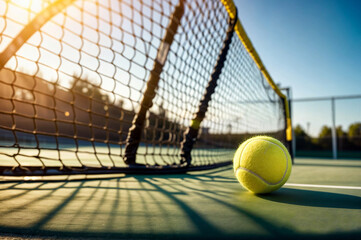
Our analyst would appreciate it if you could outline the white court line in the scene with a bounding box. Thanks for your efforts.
[285,183,361,190]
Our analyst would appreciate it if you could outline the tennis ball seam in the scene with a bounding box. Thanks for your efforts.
[236,138,289,186]
[236,167,279,186]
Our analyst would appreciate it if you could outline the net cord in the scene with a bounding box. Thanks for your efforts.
[220,0,292,143]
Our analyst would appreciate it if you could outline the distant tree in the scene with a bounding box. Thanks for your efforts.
[348,122,361,137]
[315,125,333,150]
[294,124,314,151]
[158,102,166,119]
[117,99,124,108]
[70,74,108,102]
[294,124,308,137]
[318,125,332,138]
[336,125,346,137]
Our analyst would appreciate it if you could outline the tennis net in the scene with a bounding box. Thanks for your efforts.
[0,0,291,176]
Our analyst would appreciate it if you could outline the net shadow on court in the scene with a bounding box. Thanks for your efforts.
[1,163,361,239]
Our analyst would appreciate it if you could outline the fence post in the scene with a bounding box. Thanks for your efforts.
[331,98,337,159]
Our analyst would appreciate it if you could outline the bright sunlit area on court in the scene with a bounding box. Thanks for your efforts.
[0,0,360,239]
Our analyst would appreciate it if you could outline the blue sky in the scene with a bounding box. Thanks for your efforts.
[234,0,361,135]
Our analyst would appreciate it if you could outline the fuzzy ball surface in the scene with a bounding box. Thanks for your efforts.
[233,136,292,194]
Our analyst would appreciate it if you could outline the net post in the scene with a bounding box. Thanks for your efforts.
[331,97,337,159]
[124,1,185,165]
[282,96,293,162]
[180,9,238,166]
[288,97,295,163]
[281,87,294,163]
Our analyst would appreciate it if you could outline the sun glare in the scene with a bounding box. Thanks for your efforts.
[11,0,45,13]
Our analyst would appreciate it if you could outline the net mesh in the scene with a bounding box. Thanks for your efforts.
[0,0,286,175]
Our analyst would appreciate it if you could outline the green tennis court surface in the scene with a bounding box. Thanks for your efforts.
[0,158,360,239]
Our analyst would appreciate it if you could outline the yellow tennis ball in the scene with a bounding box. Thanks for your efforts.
[233,136,292,194]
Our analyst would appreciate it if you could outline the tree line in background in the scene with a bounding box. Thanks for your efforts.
[294,122,361,153]
[72,75,284,148]
[2,69,285,150]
